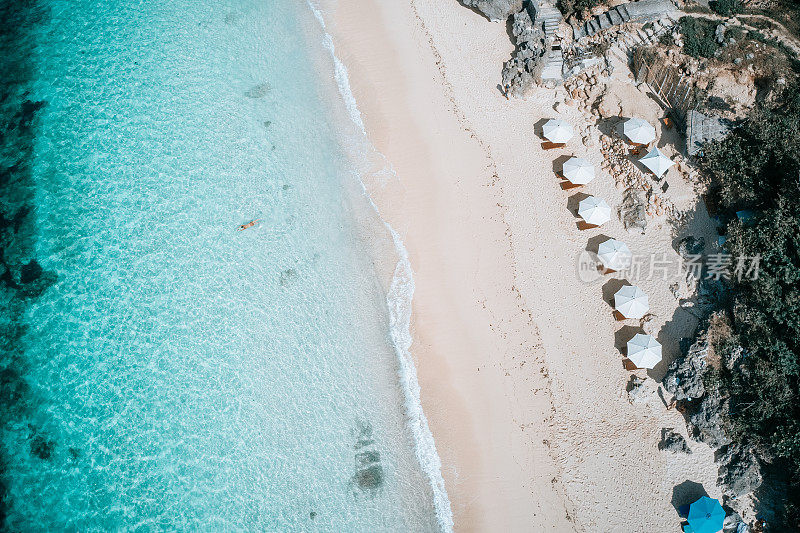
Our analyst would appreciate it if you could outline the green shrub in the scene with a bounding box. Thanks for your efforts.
[659,31,676,46]
[699,86,800,526]
[726,25,746,41]
[679,16,720,58]
[710,0,743,16]
[556,0,604,17]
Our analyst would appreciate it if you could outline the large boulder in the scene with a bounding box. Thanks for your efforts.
[717,443,763,498]
[618,188,647,234]
[722,512,747,533]
[659,428,693,454]
[626,375,649,404]
[663,337,708,401]
[501,8,545,97]
[501,66,537,98]
[462,0,523,21]
[597,88,624,119]
[510,6,537,43]
[688,389,732,448]
[715,23,727,44]
[677,236,705,259]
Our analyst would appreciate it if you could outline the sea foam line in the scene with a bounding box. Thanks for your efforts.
[306,3,455,531]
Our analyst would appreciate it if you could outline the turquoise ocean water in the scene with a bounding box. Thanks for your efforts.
[0,0,450,530]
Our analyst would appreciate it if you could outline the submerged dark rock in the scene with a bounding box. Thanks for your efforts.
[68,447,80,463]
[279,268,297,287]
[351,420,384,493]
[353,420,375,450]
[2,2,57,526]
[19,266,56,298]
[355,450,380,469]
[19,258,41,284]
[244,83,271,99]
[14,100,46,130]
[29,428,55,460]
[0,364,29,420]
[354,464,383,491]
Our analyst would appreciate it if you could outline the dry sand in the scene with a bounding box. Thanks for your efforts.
[323,0,725,530]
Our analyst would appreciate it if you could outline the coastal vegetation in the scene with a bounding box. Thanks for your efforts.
[709,0,743,17]
[678,16,721,58]
[698,85,800,524]
[556,0,605,19]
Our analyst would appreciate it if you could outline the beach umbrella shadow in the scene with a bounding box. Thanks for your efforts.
[534,118,551,140]
[585,234,612,254]
[566,192,591,219]
[614,324,642,355]
[671,480,709,517]
[552,154,573,178]
[602,278,630,307]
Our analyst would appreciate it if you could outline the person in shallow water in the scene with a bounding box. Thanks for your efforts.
[238,219,261,231]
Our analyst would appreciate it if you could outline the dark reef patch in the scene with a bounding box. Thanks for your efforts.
[0,0,56,527]
[279,268,297,286]
[244,82,271,99]
[28,426,55,461]
[354,464,384,491]
[19,257,42,284]
[351,420,384,494]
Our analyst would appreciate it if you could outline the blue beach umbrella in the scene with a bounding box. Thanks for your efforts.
[687,496,725,533]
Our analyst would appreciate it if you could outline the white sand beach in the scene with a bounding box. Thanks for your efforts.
[325,0,727,530]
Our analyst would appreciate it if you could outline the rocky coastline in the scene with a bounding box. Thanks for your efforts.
[460,0,799,529]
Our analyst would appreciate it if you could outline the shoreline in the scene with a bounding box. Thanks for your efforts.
[325,0,726,531]
[303,3,455,530]
[324,1,575,529]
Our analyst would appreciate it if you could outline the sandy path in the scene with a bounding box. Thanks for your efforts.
[326,0,723,530]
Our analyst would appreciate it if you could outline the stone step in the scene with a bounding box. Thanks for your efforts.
[610,45,629,62]
[618,4,632,21]
[571,21,585,40]
[609,8,624,26]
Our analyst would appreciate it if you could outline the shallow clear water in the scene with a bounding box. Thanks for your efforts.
[0,0,439,530]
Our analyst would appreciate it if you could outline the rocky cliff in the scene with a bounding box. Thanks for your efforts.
[663,324,766,518]
[461,0,522,21]
[501,7,548,97]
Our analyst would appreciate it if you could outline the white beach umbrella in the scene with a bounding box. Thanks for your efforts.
[597,238,633,271]
[623,118,656,145]
[577,196,611,226]
[613,285,649,319]
[542,119,573,143]
[627,333,663,369]
[639,147,675,177]
[562,157,595,185]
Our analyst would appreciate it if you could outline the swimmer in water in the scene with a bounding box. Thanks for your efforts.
[238,219,261,231]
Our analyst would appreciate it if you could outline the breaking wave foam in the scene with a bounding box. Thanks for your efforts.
[306,3,455,532]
